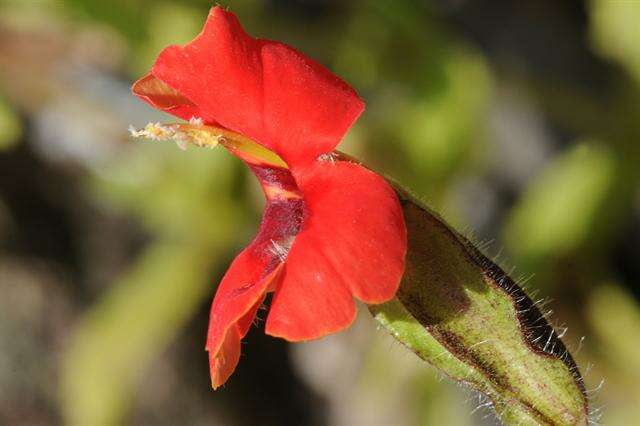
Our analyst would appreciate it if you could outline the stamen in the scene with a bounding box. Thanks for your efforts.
[269,239,290,262]
[129,121,222,150]
[318,152,338,164]
[128,120,288,168]
[268,234,297,262]
[128,122,176,141]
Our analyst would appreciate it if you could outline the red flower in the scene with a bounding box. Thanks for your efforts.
[132,6,407,388]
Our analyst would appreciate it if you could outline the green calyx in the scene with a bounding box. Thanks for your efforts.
[371,187,588,426]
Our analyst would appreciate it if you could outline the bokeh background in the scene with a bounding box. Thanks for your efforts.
[1,0,639,425]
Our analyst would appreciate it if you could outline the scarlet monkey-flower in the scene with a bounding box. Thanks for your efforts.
[128,9,589,423]
[131,6,407,388]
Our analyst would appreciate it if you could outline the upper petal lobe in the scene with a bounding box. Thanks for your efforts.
[135,6,364,167]
[206,250,282,388]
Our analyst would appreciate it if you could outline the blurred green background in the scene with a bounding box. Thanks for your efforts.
[1,0,639,424]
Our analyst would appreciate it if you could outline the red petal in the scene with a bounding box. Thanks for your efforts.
[139,6,364,167]
[206,189,304,388]
[237,294,266,338]
[131,73,204,121]
[209,293,268,389]
[206,252,283,388]
[265,161,407,341]
[209,324,241,389]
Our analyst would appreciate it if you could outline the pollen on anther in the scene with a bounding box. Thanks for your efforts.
[129,121,222,150]
[128,122,176,141]
[318,152,338,164]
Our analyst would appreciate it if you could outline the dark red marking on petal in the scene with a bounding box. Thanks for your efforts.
[249,165,299,191]
[249,164,304,201]
[138,6,364,168]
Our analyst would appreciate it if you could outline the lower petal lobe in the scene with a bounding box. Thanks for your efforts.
[266,161,406,341]
[206,171,304,387]
[209,277,275,389]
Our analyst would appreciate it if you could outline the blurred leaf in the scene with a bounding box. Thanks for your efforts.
[504,143,615,262]
[587,283,640,379]
[361,333,474,426]
[65,131,251,425]
[61,239,219,426]
[132,2,204,74]
[586,283,640,425]
[0,197,10,243]
[0,97,21,151]
[0,0,64,30]
[90,142,241,239]
[333,12,389,89]
[590,0,640,85]
[61,0,149,41]
[372,188,588,425]
[399,47,492,183]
